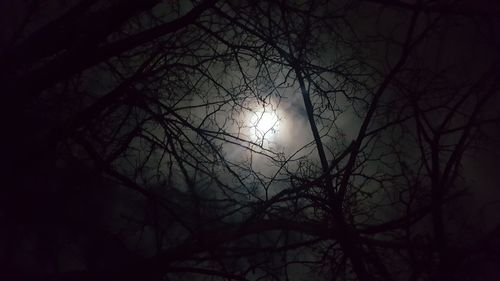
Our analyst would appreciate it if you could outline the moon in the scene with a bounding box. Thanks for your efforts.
[250,108,280,141]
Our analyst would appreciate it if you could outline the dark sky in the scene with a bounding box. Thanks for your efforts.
[1,1,500,280]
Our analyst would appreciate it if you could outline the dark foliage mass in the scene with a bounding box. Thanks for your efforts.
[1,0,500,280]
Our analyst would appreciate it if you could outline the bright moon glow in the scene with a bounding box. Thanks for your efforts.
[250,109,280,141]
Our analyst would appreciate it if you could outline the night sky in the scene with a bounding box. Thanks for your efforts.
[1,1,500,281]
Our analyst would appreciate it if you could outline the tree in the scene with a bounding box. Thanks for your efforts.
[1,0,500,280]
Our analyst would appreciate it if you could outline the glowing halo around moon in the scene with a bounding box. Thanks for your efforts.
[249,108,280,142]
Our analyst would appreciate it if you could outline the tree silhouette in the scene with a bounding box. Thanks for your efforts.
[1,0,500,281]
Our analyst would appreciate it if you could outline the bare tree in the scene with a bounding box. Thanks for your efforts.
[1,0,500,281]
